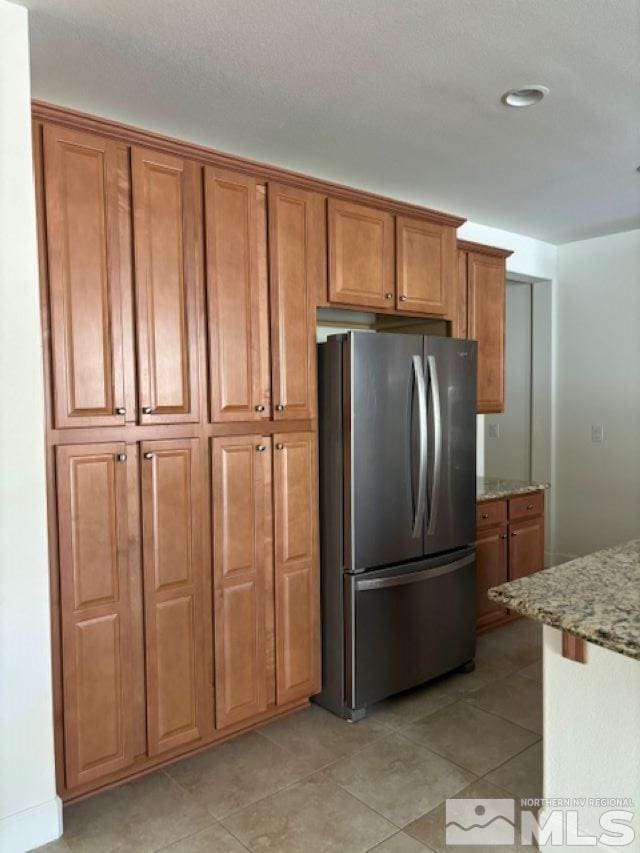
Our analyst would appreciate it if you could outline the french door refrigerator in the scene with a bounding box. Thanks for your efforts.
[315,331,477,720]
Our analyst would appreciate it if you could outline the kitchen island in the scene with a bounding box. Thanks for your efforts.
[489,542,640,850]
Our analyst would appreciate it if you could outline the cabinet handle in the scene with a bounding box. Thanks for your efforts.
[275,404,285,412]
[144,452,154,460]
[256,444,266,452]
[276,442,284,450]
[526,503,534,510]
[511,531,518,537]
[117,453,127,462]
[384,293,393,300]
[255,404,265,412]
[500,533,508,539]
[399,295,407,302]
[115,407,126,415]
[481,513,489,519]
[142,406,153,415]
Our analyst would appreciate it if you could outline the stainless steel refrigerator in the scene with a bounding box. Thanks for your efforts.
[315,331,477,720]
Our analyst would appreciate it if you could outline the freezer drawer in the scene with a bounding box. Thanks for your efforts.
[346,549,476,710]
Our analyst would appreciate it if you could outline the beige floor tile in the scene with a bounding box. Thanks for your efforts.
[475,621,542,674]
[259,703,390,769]
[485,742,543,800]
[368,830,431,851]
[158,821,248,851]
[403,701,539,776]
[324,732,474,827]
[437,657,508,696]
[518,660,543,683]
[55,771,214,853]
[31,840,73,852]
[405,778,535,852]
[463,674,542,733]
[368,678,458,729]
[222,773,396,852]
[166,730,315,819]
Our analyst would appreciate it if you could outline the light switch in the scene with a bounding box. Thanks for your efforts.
[591,424,604,443]
[488,423,500,439]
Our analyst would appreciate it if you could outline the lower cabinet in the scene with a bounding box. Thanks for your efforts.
[475,491,545,632]
[56,431,320,796]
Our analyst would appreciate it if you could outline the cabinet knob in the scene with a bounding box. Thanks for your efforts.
[276,442,284,450]
[255,404,265,412]
[399,295,407,302]
[511,531,518,537]
[385,293,393,300]
[500,533,508,539]
[144,452,154,460]
[481,513,489,519]
[142,406,153,415]
[117,453,127,462]
[256,444,266,452]
[526,503,533,510]
[115,407,126,416]
[275,404,285,412]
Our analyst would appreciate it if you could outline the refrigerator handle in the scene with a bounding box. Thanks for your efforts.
[411,355,428,538]
[426,354,442,536]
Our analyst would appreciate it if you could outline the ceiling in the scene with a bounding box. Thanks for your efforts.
[19,0,640,243]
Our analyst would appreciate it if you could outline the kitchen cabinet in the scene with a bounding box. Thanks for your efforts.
[131,148,201,424]
[476,491,545,631]
[457,240,512,414]
[44,125,127,429]
[140,438,210,754]
[396,216,456,316]
[328,198,394,310]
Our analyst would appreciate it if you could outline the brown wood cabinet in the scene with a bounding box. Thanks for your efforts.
[476,491,545,632]
[396,216,456,316]
[456,241,512,414]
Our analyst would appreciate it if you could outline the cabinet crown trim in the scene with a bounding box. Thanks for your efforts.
[458,239,513,258]
[32,100,465,228]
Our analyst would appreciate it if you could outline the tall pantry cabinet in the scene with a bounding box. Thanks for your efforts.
[35,118,320,800]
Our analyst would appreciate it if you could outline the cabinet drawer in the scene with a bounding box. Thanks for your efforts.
[509,491,544,522]
[476,500,507,530]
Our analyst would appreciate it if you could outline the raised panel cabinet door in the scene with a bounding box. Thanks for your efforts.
[328,198,394,309]
[212,436,270,728]
[132,147,200,424]
[509,517,545,581]
[475,524,508,629]
[205,168,269,422]
[44,125,126,428]
[140,438,210,755]
[396,217,456,316]
[56,443,135,789]
[273,432,320,705]
[467,251,506,413]
[268,183,323,420]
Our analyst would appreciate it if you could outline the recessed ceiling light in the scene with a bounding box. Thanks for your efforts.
[501,85,549,108]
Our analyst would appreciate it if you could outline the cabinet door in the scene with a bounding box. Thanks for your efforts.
[212,436,269,727]
[140,438,210,755]
[475,524,508,630]
[273,432,320,704]
[56,443,135,789]
[467,251,506,413]
[44,125,126,428]
[396,217,456,316]
[269,184,323,420]
[328,198,394,309]
[205,168,269,422]
[509,517,544,581]
[132,148,200,424]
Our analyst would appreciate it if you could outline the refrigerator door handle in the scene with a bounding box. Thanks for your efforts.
[355,552,475,590]
[411,355,428,538]
[426,354,443,536]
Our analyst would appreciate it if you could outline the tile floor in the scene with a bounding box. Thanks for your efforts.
[36,618,543,852]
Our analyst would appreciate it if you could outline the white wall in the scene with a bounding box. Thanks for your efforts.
[0,3,62,850]
[553,229,640,557]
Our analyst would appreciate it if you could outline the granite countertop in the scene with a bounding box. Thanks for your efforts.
[477,476,550,502]
[488,539,640,660]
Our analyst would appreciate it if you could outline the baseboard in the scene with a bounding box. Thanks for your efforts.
[0,796,63,852]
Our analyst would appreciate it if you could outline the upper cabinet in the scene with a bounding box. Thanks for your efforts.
[44,125,126,429]
[328,199,394,309]
[131,148,201,424]
[396,216,456,316]
[457,240,512,414]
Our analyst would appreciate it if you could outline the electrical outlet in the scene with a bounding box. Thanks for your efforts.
[488,423,500,439]
[591,424,604,443]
